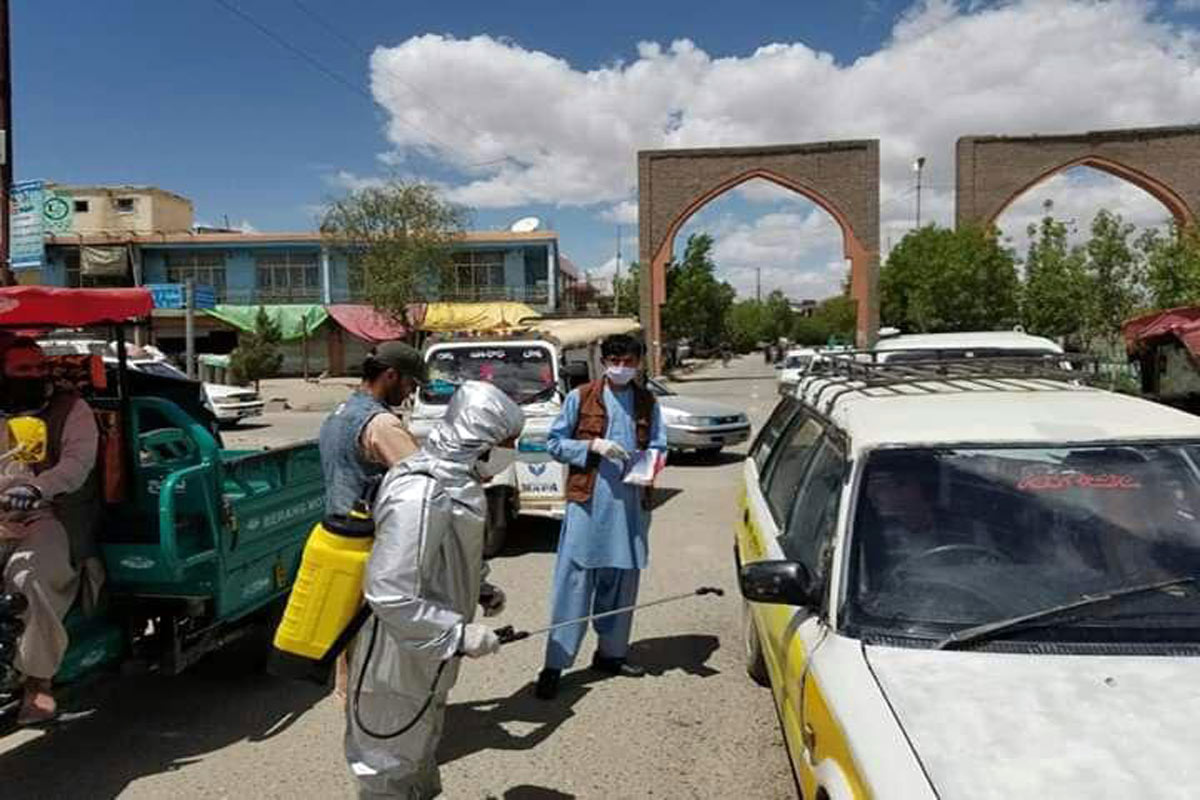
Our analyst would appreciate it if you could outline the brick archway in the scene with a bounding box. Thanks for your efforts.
[638,141,880,374]
[956,125,1200,230]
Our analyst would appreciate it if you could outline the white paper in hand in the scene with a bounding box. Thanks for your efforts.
[623,450,665,486]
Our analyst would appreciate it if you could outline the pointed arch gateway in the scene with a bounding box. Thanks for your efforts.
[637,141,880,375]
[955,125,1200,230]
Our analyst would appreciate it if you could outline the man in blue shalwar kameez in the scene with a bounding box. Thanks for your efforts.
[535,334,667,700]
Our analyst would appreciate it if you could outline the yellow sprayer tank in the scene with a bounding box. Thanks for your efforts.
[269,510,374,684]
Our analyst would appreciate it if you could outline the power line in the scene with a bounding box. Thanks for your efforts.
[287,0,520,172]
[208,0,509,170]
[288,0,362,52]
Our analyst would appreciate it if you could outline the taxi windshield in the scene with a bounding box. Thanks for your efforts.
[847,444,1200,644]
[421,344,557,405]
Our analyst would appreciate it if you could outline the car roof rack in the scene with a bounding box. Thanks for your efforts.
[802,353,1094,415]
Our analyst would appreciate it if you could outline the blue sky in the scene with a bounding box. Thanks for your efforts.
[14,1,1200,298]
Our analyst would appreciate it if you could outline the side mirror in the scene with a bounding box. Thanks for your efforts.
[3,416,48,464]
[739,560,820,607]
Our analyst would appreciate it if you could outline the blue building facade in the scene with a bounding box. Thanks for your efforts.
[40,229,570,311]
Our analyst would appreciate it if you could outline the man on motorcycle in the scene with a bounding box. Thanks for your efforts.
[0,337,100,725]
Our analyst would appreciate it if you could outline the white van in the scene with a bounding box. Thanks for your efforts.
[874,330,1064,362]
[409,317,641,555]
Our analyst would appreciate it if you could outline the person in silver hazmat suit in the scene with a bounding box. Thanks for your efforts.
[346,380,525,799]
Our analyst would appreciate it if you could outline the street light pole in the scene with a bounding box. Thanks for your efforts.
[913,156,926,229]
[613,224,622,316]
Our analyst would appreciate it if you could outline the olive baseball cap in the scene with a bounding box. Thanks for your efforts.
[368,341,428,382]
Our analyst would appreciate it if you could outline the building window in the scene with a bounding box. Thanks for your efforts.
[73,200,90,213]
[451,250,507,301]
[525,247,550,304]
[164,249,227,299]
[61,248,125,288]
[255,250,321,301]
[115,197,136,214]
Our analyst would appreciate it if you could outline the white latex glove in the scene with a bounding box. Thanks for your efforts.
[459,623,501,658]
[589,438,629,463]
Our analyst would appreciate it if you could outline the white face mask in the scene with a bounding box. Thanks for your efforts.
[606,366,638,386]
[475,446,517,480]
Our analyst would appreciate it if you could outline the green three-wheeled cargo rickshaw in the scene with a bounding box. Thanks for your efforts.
[0,287,325,734]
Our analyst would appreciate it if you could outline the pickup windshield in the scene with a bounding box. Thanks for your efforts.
[421,344,556,405]
[847,444,1200,644]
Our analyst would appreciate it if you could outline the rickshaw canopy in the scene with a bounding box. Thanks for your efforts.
[0,286,154,329]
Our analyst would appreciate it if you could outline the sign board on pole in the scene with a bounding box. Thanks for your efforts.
[146,283,218,310]
[42,189,73,234]
[10,180,45,270]
[8,181,74,271]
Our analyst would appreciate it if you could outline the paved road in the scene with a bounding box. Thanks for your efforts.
[0,357,795,799]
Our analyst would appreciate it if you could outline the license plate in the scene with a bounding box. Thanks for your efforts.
[239,408,262,418]
[516,461,564,498]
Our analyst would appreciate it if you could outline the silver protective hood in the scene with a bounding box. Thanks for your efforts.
[426,380,525,463]
[346,380,524,797]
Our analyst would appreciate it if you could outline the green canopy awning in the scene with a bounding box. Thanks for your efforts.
[205,304,329,342]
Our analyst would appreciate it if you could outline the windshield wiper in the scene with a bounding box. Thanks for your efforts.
[935,575,1198,651]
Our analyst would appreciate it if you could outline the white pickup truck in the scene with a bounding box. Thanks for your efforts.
[409,318,640,555]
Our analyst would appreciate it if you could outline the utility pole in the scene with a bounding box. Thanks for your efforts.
[0,0,14,286]
[613,225,622,316]
[913,156,926,229]
[185,279,196,379]
[755,267,761,302]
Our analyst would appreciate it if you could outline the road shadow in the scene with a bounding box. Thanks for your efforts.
[494,516,561,559]
[646,486,683,510]
[668,451,746,468]
[498,786,576,800]
[438,633,721,767]
[0,669,328,799]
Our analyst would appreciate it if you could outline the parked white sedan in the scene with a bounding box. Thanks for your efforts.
[130,359,265,425]
[646,377,750,455]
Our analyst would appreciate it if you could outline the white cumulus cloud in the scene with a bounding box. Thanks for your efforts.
[370,1,1199,214]
[706,209,847,298]
[367,0,1200,296]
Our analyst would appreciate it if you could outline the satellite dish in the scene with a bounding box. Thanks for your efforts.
[510,216,541,233]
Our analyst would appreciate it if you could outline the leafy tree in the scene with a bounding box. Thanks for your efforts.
[725,299,769,351]
[881,224,1020,333]
[662,234,736,349]
[613,262,641,318]
[1082,209,1141,347]
[760,290,795,343]
[792,292,857,346]
[321,180,467,327]
[1138,222,1200,310]
[1021,203,1091,343]
[230,306,284,390]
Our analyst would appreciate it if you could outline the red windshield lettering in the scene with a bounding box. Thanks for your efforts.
[1018,473,1141,491]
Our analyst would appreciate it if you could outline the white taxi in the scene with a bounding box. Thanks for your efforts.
[737,356,1200,799]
